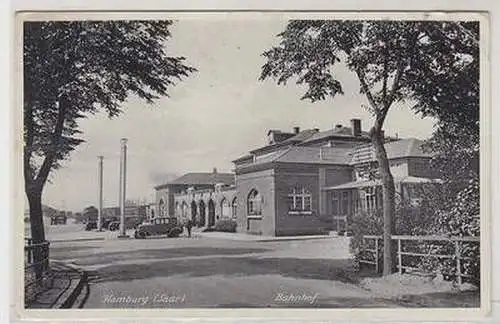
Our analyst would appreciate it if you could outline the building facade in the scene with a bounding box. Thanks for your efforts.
[154,119,438,236]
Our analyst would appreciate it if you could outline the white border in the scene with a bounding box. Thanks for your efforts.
[7,2,498,324]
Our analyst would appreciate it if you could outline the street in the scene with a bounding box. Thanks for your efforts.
[46,224,401,308]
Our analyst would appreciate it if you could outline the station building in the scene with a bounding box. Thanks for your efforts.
[154,119,438,236]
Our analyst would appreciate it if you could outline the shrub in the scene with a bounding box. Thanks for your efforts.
[214,219,237,233]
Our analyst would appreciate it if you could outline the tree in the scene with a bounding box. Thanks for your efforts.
[24,21,196,244]
[83,206,99,222]
[260,20,478,275]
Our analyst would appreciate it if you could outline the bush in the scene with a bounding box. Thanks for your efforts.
[214,219,237,233]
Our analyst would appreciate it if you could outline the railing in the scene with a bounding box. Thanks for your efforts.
[25,238,51,304]
[360,235,480,284]
[360,235,380,273]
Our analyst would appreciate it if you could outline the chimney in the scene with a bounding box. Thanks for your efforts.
[293,126,300,134]
[350,119,361,137]
[212,167,217,174]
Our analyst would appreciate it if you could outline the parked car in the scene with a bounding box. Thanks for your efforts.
[85,222,97,231]
[134,217,183,239]
[108,221,120,231]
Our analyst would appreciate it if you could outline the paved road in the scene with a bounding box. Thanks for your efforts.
[47,224,400,308]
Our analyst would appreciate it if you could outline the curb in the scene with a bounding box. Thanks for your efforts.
[50,262,88,309]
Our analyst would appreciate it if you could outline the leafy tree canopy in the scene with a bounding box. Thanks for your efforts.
[24,20,196,244]
[24,20,196,185]
[260,20,478,128]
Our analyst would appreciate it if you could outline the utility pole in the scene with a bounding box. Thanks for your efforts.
[97,156,104,231]
[118,138,129,238]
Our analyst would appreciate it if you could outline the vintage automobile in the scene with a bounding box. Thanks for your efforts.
[134,217,183,239]
[85,221,97,231]
[108,221,120,231]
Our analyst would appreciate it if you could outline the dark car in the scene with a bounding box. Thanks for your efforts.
[85,222,97,231]
[108,221,120,231]
[134,217,182,239]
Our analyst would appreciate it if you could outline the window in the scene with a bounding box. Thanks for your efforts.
[221,198,231,219]
[159,199,165,217]
[247,189,262,216]
[181,202,188,218]
[362,187,382,213]
[341,191,349,215]
[231,197,237,219]
[288,187,312,213]
[331,191,350,215]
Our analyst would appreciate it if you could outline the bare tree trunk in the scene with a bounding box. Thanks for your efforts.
[26,185,46,279]
[27,189,45,244]
[371,128,396,275]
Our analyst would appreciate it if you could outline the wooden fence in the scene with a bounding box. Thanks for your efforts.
[24,238,50,304]
[360,235,480,284]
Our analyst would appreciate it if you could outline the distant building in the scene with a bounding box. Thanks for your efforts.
[155,119,438,236]
[50,212,67,225]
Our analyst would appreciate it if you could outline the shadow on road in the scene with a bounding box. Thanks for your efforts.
[88,256,357,285]
[52,247,271,265]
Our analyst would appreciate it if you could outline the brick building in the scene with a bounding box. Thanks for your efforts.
[154,119,438,236]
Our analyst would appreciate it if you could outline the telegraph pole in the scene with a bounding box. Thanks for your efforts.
[118,138,129,238]
[97,156,104,231]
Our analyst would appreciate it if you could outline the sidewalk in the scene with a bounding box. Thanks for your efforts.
[196,230,338,242]
[47,229,136,243]
[26,261,86,309]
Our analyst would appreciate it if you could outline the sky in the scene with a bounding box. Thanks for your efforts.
[40,17,436,212]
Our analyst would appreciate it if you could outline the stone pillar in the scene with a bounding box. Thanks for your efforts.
[97,155,104,231]
[118,138,129,238]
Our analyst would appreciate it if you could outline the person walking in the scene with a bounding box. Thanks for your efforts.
[185,219,193,238]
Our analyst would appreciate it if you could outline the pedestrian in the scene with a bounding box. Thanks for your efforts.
[185,219,193,238]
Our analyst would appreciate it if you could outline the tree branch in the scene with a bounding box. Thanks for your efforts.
[356,69,380,113]
[382,43,389,100]
[384,59,405,111]
[23,102,35,186]
[34,95,67,187]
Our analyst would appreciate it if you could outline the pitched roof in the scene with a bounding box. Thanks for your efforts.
[167,172,235,186]
[248,129,319,155]
[238,146,351,168]
[277,146,351,164]
[322,176,442,190]
[350,138,432,164]
[301,126,370,144]
[385,138,432,159]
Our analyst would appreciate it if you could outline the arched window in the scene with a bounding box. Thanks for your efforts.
[159,199,165,217]
[181,201,188,218]
[287,187,312,212]
[175,201,181,217]
[220,198,231,219]
[247,189,262,216]
[231,197,237,219]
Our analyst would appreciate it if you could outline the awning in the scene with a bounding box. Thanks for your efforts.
[321,176,442,191]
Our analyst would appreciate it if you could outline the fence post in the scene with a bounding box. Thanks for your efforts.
[375,237,379,274]
[455,240,462,285]
[397,238,402,275]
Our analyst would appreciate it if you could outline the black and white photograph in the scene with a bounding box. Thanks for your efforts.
[15,10,489,321]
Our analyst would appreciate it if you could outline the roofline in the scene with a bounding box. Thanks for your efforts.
[232,154,254,163]
[301,134,372,145]
[350,155,433,165]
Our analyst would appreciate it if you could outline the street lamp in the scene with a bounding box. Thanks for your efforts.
[97,156,104,231]
[118,138,129,238]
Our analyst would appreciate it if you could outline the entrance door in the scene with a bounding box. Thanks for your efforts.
[198,201,206,227]
[191,201,197,223]
[208,199,215,227]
